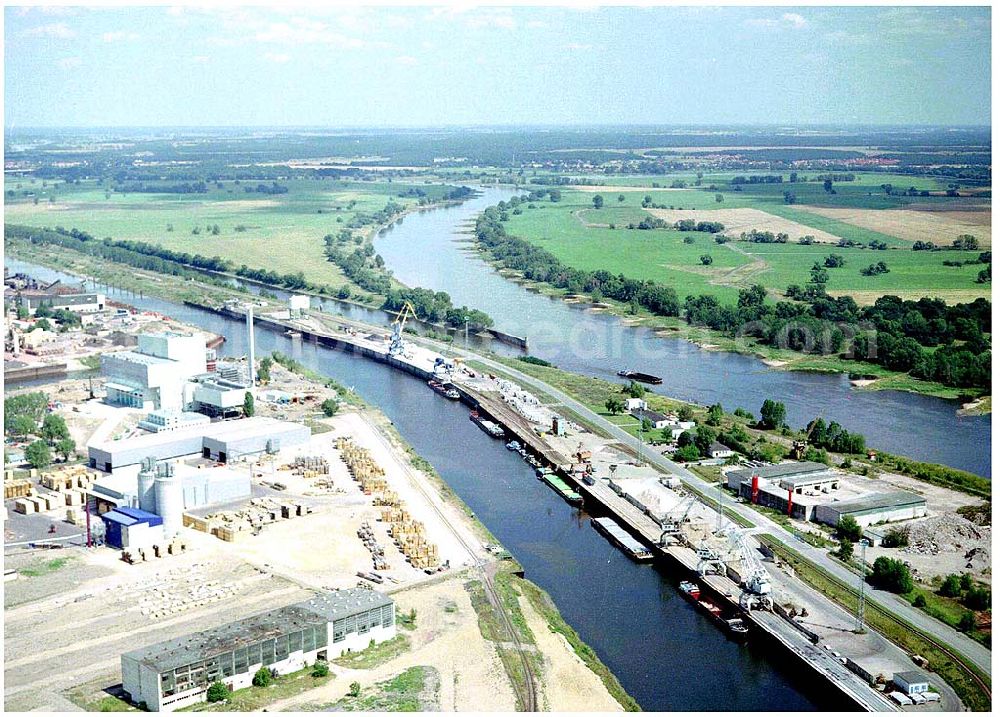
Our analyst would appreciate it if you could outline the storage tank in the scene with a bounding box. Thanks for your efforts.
[137,457,157,513]
[154,465,183,538]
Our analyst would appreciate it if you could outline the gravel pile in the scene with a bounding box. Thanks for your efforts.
[904,515,991,564]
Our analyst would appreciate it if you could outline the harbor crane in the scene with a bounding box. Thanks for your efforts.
[388,301,417,357]
[658,495,699,546]
[722,526,774,610]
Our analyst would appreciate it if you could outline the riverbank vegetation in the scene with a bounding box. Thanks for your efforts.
[474,195,990,398]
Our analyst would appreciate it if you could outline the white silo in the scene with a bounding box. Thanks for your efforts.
[137,457,157,513]
[154,464,183,538]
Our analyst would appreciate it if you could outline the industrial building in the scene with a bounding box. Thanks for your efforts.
[103,332,208,411]
[137,410,210,434]
[814,491,927,528]
[14,280,106,314]
[892,671,932,696]
[726,462,927,527]
[100,507,164,550]
[87,417,310,472]
[121,589,395,711]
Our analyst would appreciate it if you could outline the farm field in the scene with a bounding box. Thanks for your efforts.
[503,191,991,303]
[802,206,991,248]
[645,207,842,244]
[4,178,454,291]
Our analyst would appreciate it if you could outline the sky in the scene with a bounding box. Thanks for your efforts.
[3,4,992,128]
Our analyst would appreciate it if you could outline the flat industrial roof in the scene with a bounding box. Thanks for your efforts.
[104,350,174,367]
[894,670,931,685]
[122,589,392,672]
[90,417,297,454]
[729,461,829,483]
[824,491,926,515]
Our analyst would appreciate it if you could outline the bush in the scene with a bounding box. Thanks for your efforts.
[913,593,927,608]
[312,661,330,678]
[835,516,862,542]
[321,398,339,417]
[939,574,962,598]
[674,444,701,462]
[881,527,910,548]
[252,667,273,687]
[206,681,228,703]
[349,681,362,698]
[964,586,990,611]
[869,556,913,594]
[25,440,52,470]
[835,539,854,562]
[958,610,977,632]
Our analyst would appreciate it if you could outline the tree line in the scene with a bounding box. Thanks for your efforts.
[472,198,990,391]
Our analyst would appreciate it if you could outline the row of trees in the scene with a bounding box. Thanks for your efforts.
[382,288,494,331]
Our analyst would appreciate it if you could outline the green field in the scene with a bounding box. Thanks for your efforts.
[4,178,452,292]
[503,190,990,303]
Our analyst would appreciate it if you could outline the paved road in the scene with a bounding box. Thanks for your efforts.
[450,347,992,679]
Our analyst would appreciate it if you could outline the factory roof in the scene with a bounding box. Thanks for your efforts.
[104,350,175,367]
[729,461,830,483]
[824,491,926,515]
[122,589,391,672]
[90,417,295,454]
[100,508,163,527]
[631,408,670,423]
[894,670,931,685]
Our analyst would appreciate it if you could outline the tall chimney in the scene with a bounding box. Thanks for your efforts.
[246,304,256,386]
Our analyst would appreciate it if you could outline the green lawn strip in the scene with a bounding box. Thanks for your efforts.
[323,665,437,712]
[180,664,335,712]
[65,686,139,713]
[519,578,641,711]
[331,634,411,670]
[759,536,990,712]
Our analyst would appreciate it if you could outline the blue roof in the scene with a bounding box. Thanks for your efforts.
[101,507,163,527]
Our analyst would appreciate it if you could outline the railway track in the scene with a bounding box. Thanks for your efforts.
[364,415,539,711]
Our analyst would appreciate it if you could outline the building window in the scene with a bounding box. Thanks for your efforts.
[261,639,276,666]
[247,642,261,666]
[289,630,302,653]
[234,646,248,674]
[382,605,393,628]
[275,634,289,660]
[302,627,315,653]
[315,624,328,648]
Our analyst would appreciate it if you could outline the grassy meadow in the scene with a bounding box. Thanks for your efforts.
[503,185,991,304]
[4,177,453,291]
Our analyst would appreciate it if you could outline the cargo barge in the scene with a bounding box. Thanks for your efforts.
[538,469,583,506]
[591,516,653,561]
[680,581,749,637]
[470,410,505,438]
[617,369,663,385]
[428,379,461,400]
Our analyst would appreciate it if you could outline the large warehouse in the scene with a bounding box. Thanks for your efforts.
[121,589,395,712]
[88,417,310,472]
[814,491,927,528]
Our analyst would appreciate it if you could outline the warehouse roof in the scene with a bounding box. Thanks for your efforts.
[122,589,391,672]
[824,491,926,515]
[90,417,295,454]
[730,461,829,483]
[100,508,163,527]
[894,670,931,685]
[104,350,174,367]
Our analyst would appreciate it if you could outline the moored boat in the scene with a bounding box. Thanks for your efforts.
[470,410,505,438]
[428,379,461,400]
[617,369,663,385]
[679,580,701,600]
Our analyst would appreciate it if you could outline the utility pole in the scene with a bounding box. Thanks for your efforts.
[856,538,870,632]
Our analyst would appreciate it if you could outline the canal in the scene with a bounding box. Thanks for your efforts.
[374,187,990,477]
[9,258,836,711]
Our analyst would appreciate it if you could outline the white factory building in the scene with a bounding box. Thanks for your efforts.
[122,589,396,711]
[87,417,310,472]
[103,332,208,411]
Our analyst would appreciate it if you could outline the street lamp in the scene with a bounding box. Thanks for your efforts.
[856,538,870,633]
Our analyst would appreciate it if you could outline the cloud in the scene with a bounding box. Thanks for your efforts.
[563,43,593,51]
[102,31,140,43]
[254,18,364,47]
[24,22,75,39]
[782,13,807,29]
[263,52,291,63]
[526,20,547,29]
[56,56,82,69]
[745,13,808,30]
[429,7,516,30]
[395,55,417,66]
[191,55,210,63]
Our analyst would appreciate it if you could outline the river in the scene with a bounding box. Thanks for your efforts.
[7,258,841,711]
[374,187,990,478]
